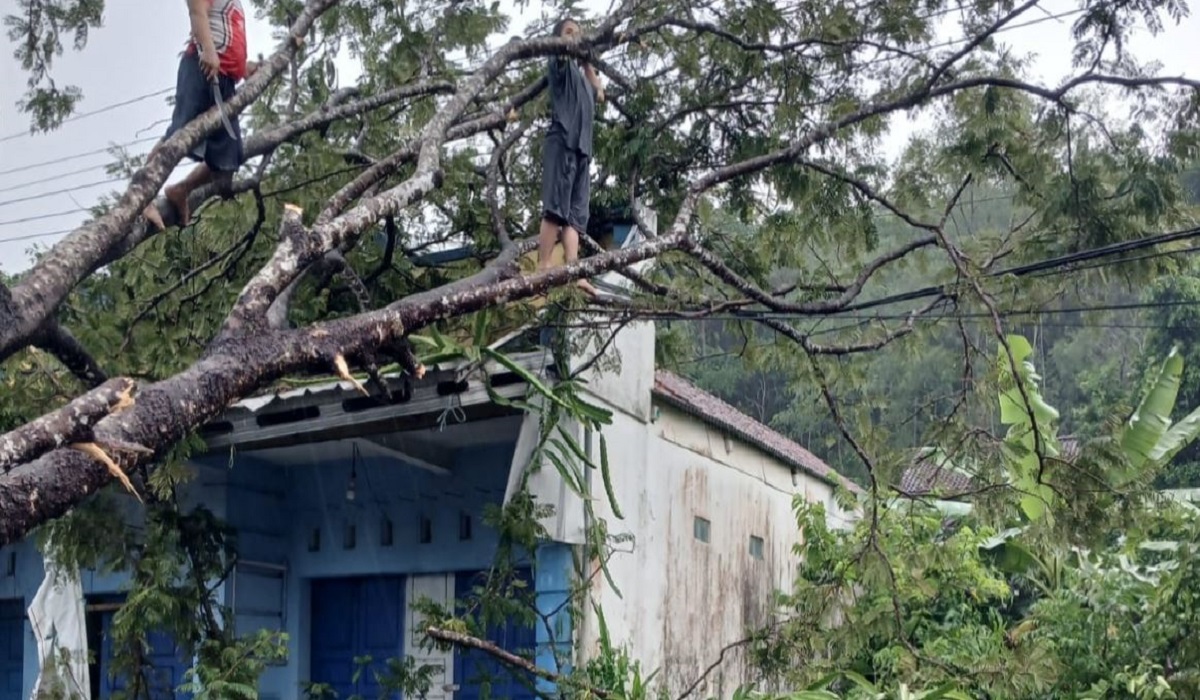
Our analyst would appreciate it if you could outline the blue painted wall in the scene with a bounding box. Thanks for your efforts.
[0,438,578,700]
[218,440,527,698]
[0,469,224,700]
[533,543,574,695]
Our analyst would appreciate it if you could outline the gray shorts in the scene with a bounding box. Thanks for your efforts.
[541,130,590,234]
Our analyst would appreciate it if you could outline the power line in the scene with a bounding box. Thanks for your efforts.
[0,88,172,144]
[0,177,125,207]
[836,225,1200,313]
[0,162,120,194]
[0,162,371,244]
[0,137,159,178]
[0,208,89,227]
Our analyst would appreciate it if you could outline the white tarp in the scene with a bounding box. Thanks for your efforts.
[27,543,90,699]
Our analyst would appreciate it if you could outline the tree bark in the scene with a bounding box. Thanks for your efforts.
[0,233,682,545]
[0,378,135,472]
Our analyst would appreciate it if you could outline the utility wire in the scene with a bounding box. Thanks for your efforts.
[0,162,370,242]
[0,177,126,207]
[834,225,1200,313]
[0,137,160,177]
[0,208,90,227]
[0,162,122,194]
[0,88,172,144]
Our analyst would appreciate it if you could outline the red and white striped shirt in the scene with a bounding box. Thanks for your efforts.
[185,0,248,80]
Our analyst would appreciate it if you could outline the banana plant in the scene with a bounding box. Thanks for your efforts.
[997,335,1061,522]
[1116,346,1200,486]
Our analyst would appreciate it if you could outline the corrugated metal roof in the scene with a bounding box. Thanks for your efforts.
[651,370,863,494]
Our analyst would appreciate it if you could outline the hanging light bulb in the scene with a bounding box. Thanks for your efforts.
[346,444,358,502]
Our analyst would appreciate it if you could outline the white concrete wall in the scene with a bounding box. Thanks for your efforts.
[573,398,840,698]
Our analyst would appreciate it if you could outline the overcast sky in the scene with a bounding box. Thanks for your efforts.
[0,0,1197,273]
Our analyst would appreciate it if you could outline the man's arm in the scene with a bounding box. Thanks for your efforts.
[186,0,217,55]
[186,0,219,79]
[583,62,605,103]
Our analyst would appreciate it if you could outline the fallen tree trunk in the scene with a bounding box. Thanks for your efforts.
[0,232,681,545]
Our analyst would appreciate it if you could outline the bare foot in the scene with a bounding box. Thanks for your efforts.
[576,278,598,297]
[142,204,165,231]
[165,184,191,227]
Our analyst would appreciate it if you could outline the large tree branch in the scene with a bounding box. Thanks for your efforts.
[317,75,549,224]
[0,229,685,544]
[0,0,340,365]
[225,28,644,339]
[100,79,454,268]
[0,378,135,471]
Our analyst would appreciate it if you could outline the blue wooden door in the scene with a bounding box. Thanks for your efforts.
[452,570,536,700]
[0,600,23,700]
[310,576,405,699]
[96,608,193,700]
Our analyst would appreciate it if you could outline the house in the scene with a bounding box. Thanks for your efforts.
[0,212,861,700]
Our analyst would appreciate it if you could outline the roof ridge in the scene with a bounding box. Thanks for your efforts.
[651,370,863,494]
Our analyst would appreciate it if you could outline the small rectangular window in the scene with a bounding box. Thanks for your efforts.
[380,517,394,547]
[749,535,765,560]
[307,527,321,552]
[419,514,433,544]
[459,512,472,541]
[693,516,711,543]
[343,522,357,550]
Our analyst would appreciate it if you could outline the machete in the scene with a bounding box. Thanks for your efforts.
[211,79,237,140]
[201,49,236,141]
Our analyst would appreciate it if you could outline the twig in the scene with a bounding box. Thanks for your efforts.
[426,627,609,699]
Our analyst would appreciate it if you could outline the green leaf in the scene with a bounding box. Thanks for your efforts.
[1122,347,1184,471]
[1146,402,1200,469]
[599,434,623,520]
[482,348,571,411]
[543,446,585,496]
[472,308,490,347]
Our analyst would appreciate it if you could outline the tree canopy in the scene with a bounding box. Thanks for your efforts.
[2,0,1200,695]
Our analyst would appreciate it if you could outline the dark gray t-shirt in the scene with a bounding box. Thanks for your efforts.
[547,55,595,157]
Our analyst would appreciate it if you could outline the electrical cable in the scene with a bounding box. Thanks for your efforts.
[0,137,160,177]
[0,88,172,143]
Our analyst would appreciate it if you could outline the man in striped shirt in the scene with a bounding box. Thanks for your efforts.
[144,0,259,231]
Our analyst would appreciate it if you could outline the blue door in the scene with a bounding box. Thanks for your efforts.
[452,570,536,700]
[0,600,23,700]
[310,576,405,699]
[95,607,193,700]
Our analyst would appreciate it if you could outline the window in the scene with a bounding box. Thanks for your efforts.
[419,514,433,544]
[459,512,473,541]
[307,527,321,552]
[380,517,394,547]
[693,516,711,543]
[749,535,765,560]
[343,522,357,550]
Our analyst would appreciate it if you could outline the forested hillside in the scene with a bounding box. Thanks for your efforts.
[661,162,1200,488]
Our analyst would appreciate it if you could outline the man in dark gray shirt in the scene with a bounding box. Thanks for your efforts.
[537,17,604,296]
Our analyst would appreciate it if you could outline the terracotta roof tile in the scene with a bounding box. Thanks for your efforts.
[898,436,1081,498]
[652,371,863,494]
